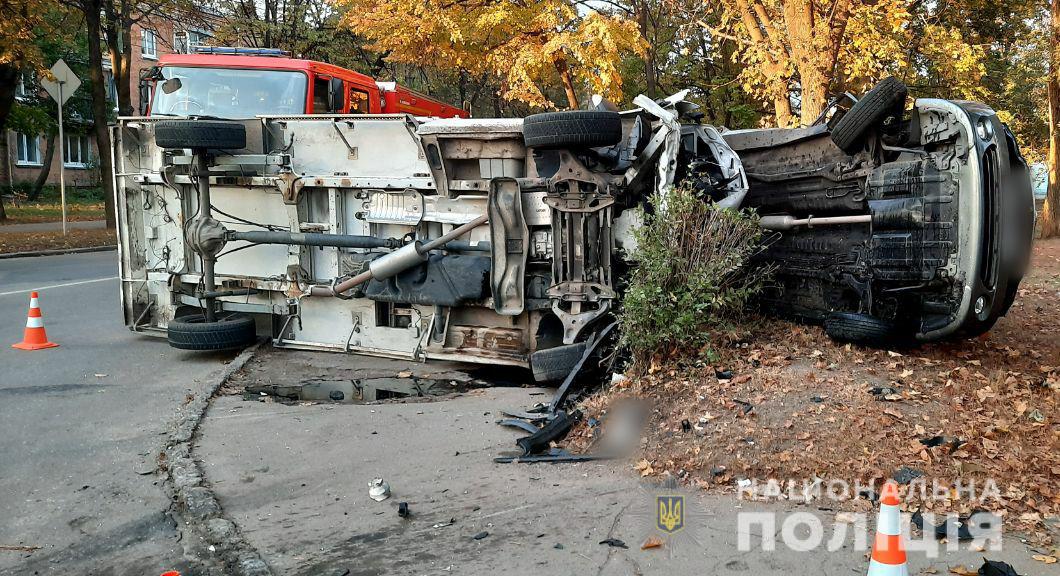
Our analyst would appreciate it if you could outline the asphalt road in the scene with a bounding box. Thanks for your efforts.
[0,251,235,575]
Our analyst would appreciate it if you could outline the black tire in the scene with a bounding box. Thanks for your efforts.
[155,120,247,150]
[167,312,257,351]
[522,111,623,149]
[824,312,905,347]
[530,342,588,383]
[830,77,907,155]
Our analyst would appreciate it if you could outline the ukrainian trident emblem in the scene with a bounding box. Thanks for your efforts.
[656,495,684,533]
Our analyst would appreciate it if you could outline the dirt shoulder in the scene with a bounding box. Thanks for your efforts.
[571,238,1060,547]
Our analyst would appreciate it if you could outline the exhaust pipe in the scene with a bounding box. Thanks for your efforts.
[309,214,489,297]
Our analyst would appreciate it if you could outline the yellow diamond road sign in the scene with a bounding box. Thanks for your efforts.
[41,58,80,106]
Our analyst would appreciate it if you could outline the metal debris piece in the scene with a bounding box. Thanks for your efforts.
[368,478,391,502]
[497,418,542,434]
[978,560,1020,576]
[432,518,456,529]
[472,531,489,540]
[515,410,579,456]
[599,538,628,549]
[892,466,922,485]
[493,450,612,464]
[398,502,410,518]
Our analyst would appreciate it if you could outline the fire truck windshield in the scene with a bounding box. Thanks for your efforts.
[152,66,308,118]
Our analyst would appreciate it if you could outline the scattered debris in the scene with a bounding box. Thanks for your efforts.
[732,399,753,415]
[431,518,456,529]
[976,559,1021,576]
[368,478,391,502]
[397,502,409,518]
[911,510,981,541]
[497,418,542,434]
[553,543,564,550]
[514,410,579,456]
[472,531,489,540]
[599,538,628,549]
[680,419,692,432]
[715,369,734,380]
[1031,554,1057,564]
[641,536,663,549]
[892,466,923,485]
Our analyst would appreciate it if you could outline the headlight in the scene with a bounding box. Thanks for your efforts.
[976,118,994,141]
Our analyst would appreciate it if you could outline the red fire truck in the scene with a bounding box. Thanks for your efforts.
[140,47,468,119]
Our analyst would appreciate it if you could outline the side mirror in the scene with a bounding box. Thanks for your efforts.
[328,78,344,112]
[137,66,162,116]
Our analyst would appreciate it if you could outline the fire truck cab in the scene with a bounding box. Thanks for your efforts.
[140,47,468,119]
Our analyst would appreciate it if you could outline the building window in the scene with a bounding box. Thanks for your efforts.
[64,134,91,168]
[184,30,210,53]
[16,133,41,166]
[141,29,157,59]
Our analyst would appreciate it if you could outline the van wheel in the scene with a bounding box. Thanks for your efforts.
[530,342,588,383]
[830,77,907,155]
[167,312,257,351]
[155,120,247,150]
[824,312,907,347]
[522,111,623,149]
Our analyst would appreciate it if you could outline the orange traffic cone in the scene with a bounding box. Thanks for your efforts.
[867,480,909,576]
[12,291,59,350]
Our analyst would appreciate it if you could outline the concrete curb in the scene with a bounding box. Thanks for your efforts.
[160,341,272,576]
[0,245,117,259]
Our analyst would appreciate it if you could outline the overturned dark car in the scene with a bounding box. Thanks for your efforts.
[725,78,1035,345]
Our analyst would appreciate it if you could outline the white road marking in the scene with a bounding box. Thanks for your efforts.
[0,276,117,297]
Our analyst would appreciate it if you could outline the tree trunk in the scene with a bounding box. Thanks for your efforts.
[637,1,656,98]
[85,3,118,229]
[0,63,19,132]
[773,95,794,128]
[1044,0,1060,239]
[0,63,13,220]
[554,56,579,109]
[799,71,828,126]
[29,132,57,201]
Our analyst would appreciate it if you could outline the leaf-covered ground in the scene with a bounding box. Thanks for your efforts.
[0,228,116,254]
[570,238,1060,545]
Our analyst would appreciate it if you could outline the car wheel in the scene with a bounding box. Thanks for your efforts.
[167,312,257,351]
[522,111,623,149]
[155,120,247,150]
[829,77,907,155]
[530,341,588,383]
[824,312,908,347]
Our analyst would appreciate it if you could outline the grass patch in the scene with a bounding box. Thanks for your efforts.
[0,228,116,254]
[1,185,106,224]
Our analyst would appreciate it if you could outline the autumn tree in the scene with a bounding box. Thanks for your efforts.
[707,0,986,127]
[335,0,644,109]
[0,0,68,221]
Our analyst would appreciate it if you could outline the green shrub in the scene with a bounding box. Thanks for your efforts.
[619,184,769,366]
